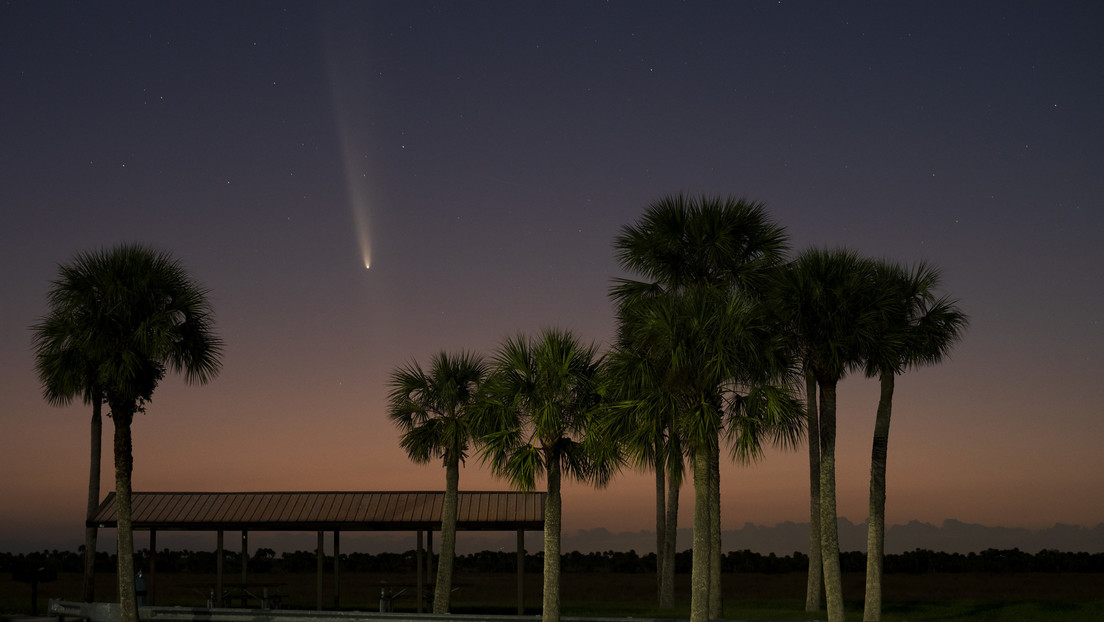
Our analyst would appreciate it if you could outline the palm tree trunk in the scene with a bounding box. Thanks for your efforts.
[111,405,138,622]
[660,459,679,609]
[82,398,102,602]
[818,380,844,622]
[863,373,894,622]
[542,457,562,622]
[654,434,665,605]
[434,457,460,613]
[708,444,722,618]
[804,366,823,611]
[689,450,710,622]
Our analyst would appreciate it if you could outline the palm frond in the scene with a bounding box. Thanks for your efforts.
[477,328,609,491]
[613,194,789,294]
[859,260,969,377]
[725,383,806,464]
[30,243,222,414]
[386,350,488,467]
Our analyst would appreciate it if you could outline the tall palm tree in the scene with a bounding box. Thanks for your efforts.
[658,428,682,608]
[612,194,790,620]
[387,350,488,614]
[861,262,967,622]
[30,336,104,603]
[31,244,222,622]
[604,299,685,609]
[772,247,886,622]
[477,328,612,622]
[619,285,802,622]
[613,194,788,295]
[640,289,727,622]
[803,361,823,611]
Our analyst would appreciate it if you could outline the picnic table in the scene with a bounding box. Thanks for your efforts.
[378,583,430,612]
[378,582,463,612]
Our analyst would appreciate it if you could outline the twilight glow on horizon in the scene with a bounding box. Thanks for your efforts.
[1,2,1102,554]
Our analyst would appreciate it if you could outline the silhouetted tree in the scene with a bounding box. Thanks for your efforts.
[772,247,886,622]
[32,290,106,602]
[602,320,685,608]
[477,328,613,622]
[31,244,222,622]
[387,350,487,613]
[861,261,967,622]
[611,194,796,622]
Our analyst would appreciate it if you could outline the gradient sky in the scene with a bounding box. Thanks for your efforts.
[2,2,1103,554]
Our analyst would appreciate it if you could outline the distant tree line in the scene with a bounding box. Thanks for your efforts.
[5,547,1104,576]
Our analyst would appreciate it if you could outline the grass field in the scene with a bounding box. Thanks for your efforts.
[3,570,1101,621]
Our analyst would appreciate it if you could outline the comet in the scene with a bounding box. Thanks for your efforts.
[322,15,374,271]
[339,126,373,272]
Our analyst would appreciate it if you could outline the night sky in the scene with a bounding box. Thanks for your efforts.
[2,2,1103,554]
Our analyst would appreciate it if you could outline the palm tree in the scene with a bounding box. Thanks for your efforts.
[604,322,685,609]
[387,350,488,614]
[81,394,103,603]
[861,262,967,622]
[644,290,732,622]
[617,284,802,622]
[613,194,788,295]
[612,194,790,620]
[31,244,222,622]
[803,361,823,611]
[30,335,104,603]
[772,247,886,622]
[610,283,725,619]
[477,328,613,622]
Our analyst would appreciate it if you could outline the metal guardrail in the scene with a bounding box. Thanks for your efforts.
[48,600,119,621]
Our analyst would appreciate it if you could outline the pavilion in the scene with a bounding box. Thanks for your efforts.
[88,491,545,613]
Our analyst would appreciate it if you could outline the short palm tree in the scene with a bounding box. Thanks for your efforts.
[31,339,103,603]
[477,329,612,622]
[772,247,886,622]
[387,350,488,613]
[861,262,967,622]
[31,244,222,622]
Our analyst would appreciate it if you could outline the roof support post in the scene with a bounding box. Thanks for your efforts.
[416,530,424,613]
[148,529,157,606]
[517,529,525,615]
[316,531,324,611]
[216,530,224,606]
[426,529,434,583]
[241,530,248,586]
[333,531,341,610]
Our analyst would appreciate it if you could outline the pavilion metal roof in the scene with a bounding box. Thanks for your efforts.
[88,491,545,532]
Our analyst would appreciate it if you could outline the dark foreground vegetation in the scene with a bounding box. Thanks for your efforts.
[2,567,1102,621]
[5,547,1104,576]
